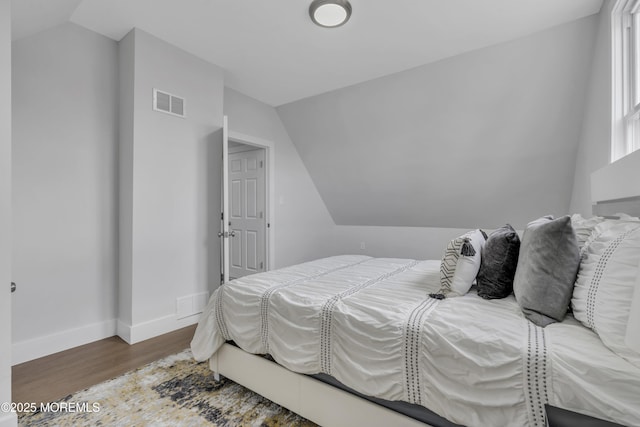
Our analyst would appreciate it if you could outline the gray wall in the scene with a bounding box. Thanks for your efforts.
[570,0,614,215]
[11,23,119,362]
[8,21,335,360]
[0,0,14,424]
[328,225,476,261]
[278,16,598,230]
[119,29,224,342]
[223,89,476,263]
[223,88,336,268]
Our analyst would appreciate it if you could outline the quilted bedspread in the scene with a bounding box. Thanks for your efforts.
[191,255,640,427]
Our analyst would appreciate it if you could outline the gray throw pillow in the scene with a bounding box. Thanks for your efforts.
[513,215,580,327]
[476,224,521,299]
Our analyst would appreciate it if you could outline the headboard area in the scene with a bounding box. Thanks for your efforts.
[593,196,640,217]
[591,150,640,217]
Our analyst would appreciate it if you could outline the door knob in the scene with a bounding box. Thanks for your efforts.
[11,282,16,293]
[217,231,236,238]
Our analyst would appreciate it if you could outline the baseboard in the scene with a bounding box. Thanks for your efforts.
[0,411,17,427]
[12,314,200,364]
[117,313,200,345]
[116,319,131,344]
[12,318,116,365]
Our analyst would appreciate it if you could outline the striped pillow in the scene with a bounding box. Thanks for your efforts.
[571,220,640,367]
[431,229,487,298]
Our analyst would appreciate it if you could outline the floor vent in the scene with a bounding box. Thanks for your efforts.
[153,88,186,118]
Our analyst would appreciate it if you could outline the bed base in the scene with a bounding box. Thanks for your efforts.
[209,343,431,427]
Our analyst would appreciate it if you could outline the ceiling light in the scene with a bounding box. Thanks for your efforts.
[309,0,352,28]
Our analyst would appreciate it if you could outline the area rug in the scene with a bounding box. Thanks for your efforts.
[18,349,316,426]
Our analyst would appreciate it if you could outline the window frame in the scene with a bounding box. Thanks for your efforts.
[612,0,640,161]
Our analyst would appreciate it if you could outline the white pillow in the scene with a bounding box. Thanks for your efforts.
[572,221,640,367]
[625,263,640,354]
[434,229,486,298]
[570,213,605,255]
[615,212,640,221]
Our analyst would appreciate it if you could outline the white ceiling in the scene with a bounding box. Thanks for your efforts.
[11,0,603,106]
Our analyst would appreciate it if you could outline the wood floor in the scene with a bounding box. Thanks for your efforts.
[12,325,197,406]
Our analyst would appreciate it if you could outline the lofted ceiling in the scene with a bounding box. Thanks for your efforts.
[11,0,603,106]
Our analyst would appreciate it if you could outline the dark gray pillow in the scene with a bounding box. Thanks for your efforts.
[513,215,580,327]
[476,224,521,299]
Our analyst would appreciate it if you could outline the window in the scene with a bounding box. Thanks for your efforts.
[613,0,640,161]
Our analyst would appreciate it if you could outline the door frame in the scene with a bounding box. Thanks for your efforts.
[227,130,275,272]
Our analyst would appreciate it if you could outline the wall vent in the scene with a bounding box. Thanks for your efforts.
[153,88,186,118]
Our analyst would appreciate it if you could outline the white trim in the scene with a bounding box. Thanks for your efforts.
[222,116,229,283]
[591,146,640,202]
[613,0,627,162]
[210,343,429,427]
[0,412,17,427]
[228,130,276,271]
[12,319,117,365]
[612,0,640,161]
[116,319,132,344]
[117,313,201,345]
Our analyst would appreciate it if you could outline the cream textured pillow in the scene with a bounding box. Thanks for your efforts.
[570,213,605,254]
[572,221,640,367]
[431,229,487,298]
[615,212,640,221]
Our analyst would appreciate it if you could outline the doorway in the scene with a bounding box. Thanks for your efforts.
[219,120,275,284]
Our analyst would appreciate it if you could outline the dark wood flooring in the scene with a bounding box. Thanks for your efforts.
[12,325,196,405]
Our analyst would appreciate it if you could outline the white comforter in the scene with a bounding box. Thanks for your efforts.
[191,255,640,427]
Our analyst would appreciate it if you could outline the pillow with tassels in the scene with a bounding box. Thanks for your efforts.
[430,229,487,299]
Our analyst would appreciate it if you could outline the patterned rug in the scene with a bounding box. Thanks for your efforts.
[19,349,316,426]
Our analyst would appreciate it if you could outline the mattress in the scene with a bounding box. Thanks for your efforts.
[191,255,640,427]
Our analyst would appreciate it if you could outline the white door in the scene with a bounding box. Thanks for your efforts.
[0,2,14,424]
[220,116,230,284]
[228,148,266,279]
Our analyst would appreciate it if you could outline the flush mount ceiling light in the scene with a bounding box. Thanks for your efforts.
[309,0,352,28]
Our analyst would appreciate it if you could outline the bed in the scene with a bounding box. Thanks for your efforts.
[191,224,640,427]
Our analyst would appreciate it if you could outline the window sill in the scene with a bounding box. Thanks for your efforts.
[592,148,640,203]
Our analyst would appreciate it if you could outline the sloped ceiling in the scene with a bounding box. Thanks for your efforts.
[278,16,599,229]
[12,0,602,106]
[10,1,603,229]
